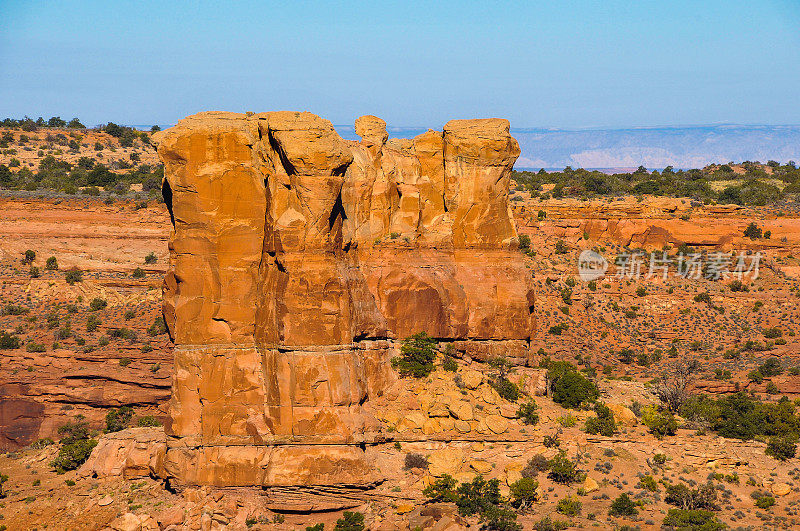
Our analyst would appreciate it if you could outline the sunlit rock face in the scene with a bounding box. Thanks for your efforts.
[154,111,533,487]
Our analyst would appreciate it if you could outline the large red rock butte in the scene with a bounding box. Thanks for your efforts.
[153,111,534,488]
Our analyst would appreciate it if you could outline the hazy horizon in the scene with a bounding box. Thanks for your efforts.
[111,121,800,169]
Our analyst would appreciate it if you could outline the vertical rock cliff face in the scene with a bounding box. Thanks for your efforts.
[154,111,533,488]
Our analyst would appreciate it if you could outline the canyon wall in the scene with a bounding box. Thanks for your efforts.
[153,112,534,487]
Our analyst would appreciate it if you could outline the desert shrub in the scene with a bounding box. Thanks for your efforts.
[0,472,7,498]
[144,252,157,264]
[664,482,718,511]
[654,358,700,412]
[488,356,520,402]
[617,349,634,364]
[453,476,502,516]
[508,477,539,509]
[548,451,581,484]
[518,234,531,250]
[86,315,101,332]
[531,516,569,531]
[522,454,549,478]
[111,328,137,341]
[743,222,762,239]
[333,511,364,531]
[306,525,324,531]
[554,240,569,254]
[694,292,712,304]
[51,421,97,473]
[124,310,135,320]
[556,495,582,516]
[662,509,725,531]
[23,249,36,264]
[29,265,40,277]
[89,298,107,311]
[422,474,458,502]
[64,268,83,285]
[754,494,775,509]
[638,474,658,492]
[690,392,800,442]
[30,438,54,449]
[714,369,731,380]
[560,287,572,305]
[557,413,576,427]
[147,316,167,336]
[479,506,522,531]
[45,313,60,329]
[758,357,783,376]
[26,341,46,353]
[119,356,131,366]
[423,474,519,529]
[55,321,72,339]
[729,279,748,292]
[3,304,29,315]
[136,416,161,427]
[642,406,678,438]
[403,453,429,470]
[106,406,133,432]
[609,493,637,516]
[391,332,437,378]
[491,377,520,402]
[0,331,22,349]
[441,354,458,372]
[547,361,599,408]
[543,434,560,448]
[766,436,797,460]
[131,267,145,278]
[517,400,539,425]
[584,402,617,436]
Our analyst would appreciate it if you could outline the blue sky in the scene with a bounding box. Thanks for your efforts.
[1,0,799,129]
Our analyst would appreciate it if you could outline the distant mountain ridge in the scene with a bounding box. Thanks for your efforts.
[333,124,800,170]
[132,123,800,171]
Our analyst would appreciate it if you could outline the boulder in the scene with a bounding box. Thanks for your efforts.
[449,401,474,421]
[608,404,638,427]
[772,482,792,496]
[583,476,599,493]
[80,427,166,479]
[486,415,509,434]
[460,370,483,390]
[470,460,493,474]
[105,513,159,531]
[428,448,464,477]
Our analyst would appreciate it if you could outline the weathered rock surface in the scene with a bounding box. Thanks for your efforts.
[79,427,166,479]
[153,111,533,488]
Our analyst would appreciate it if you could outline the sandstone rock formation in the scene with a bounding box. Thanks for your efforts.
[153,112,533,488]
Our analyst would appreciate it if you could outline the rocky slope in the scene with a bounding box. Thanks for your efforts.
[0,197,170,448]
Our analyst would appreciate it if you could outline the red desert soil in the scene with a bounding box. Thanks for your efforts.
[0,190,799,529]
